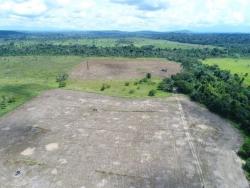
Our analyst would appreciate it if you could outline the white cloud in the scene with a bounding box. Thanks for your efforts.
[0,0,249,31]
[0,0,48,17]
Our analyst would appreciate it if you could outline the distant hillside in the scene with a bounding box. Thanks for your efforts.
[0,30,25,38]
[1,30,250,48]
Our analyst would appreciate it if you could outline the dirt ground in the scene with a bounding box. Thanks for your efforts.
[70,59,181,80]
[0,89,248,188]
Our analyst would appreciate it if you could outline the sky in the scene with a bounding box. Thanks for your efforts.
[0,0,250,32]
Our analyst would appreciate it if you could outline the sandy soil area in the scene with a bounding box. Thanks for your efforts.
[0,89,248,188]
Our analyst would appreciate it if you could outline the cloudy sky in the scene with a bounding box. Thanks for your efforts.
[0,0,250,32]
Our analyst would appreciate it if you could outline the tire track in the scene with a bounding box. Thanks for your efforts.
[176,96,206,188]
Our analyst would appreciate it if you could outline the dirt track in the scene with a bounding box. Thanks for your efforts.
[0,89,248,188]
[70,59,181,80]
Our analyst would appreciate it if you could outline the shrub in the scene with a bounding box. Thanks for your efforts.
[56,72,69,88]
[175,80,193,94]
[100,84,111,91]
[137,86,140,90]
[238,142,250,158]
[158,78,174,92]
[7,96,16,103]
[59,81,66,88]
[129,89,135,94]
[56,72,69,82]
[146,73,152,79]
[125,82,130,86]
[243,158,250,172]
[148,89,156,96]
[0,96,6,109]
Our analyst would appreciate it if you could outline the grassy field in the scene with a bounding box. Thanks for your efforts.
[0,56,83,116]
[66,79,170,98]
[8,37,215,49]
[203,58,250,85]
[0,56,170,116]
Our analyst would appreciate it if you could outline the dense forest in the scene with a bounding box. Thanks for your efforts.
[0,43,227,58]
[1,30,250,56]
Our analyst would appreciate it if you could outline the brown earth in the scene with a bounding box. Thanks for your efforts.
[70,59,181,80]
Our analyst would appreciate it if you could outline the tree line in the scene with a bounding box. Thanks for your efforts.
[0,43,227,58]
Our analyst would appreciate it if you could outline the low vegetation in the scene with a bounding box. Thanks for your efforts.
[0,56,83,116]
[204,58,250,85]
[66,78,169,99]
[56,72,69,88]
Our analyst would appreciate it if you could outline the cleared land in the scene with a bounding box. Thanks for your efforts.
[70,58,180,80]
[204,58,250,85]
[0,57,178,116]
[0,89,248,187]
[67,58,179,98]
[0,56,248,187]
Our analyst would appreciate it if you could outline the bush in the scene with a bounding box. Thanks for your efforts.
[129,89,135,94]
[125,82,130,86]
[56,72,69,88]
[7,96,16,103]
[59,81,66,88]
[146,73,152,79]
[175,80,193,94]
[243,158,250,172]
[238,142,250,158]
[158,78,174,92]
[0,96,7,109]
[148,89,156,96]
[100,84,111,91]
[56,72,69,82]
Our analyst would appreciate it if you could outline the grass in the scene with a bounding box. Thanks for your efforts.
[66,79,170,99]
[203,58,250,85]
[0,56,171,116]
[0,56,83,116]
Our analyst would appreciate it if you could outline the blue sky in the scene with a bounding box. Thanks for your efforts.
[0,0,250,32]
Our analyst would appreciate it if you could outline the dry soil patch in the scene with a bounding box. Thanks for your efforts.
[0,90,248,188]
[70,59,181,80]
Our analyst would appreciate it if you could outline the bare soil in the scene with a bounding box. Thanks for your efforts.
[0,89,248,188]
[70,59,181,80]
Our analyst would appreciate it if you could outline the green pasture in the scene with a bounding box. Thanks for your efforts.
[0,56,83,116]
[66,79,170,99]
[203,58,250,85]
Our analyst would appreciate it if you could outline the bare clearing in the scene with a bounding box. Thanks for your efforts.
[70,59,181,80]
[0,89,248,188]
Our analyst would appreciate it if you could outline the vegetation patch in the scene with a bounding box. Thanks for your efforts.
[204,58,250,85]
[0,56,83,116]
[66,78,169,98]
